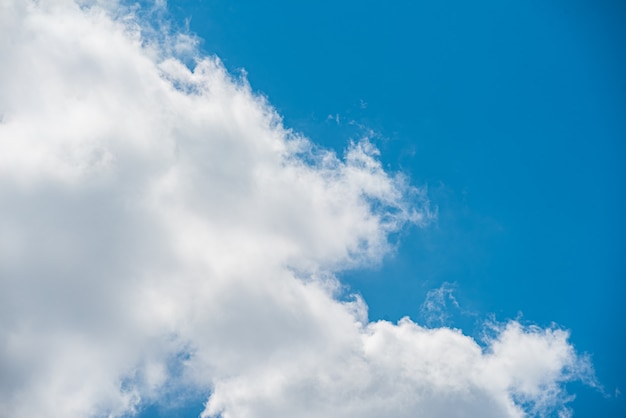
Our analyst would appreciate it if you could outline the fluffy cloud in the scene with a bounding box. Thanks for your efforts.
[0,1,593,417]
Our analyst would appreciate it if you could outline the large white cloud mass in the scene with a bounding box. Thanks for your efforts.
[0,1,594,417]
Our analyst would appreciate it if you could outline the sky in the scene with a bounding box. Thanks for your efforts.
[0,0,624,417]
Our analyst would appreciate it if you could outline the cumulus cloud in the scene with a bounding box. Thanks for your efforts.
[0,1,593,417]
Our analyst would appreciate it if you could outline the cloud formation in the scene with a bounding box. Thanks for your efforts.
[0,1,593,417]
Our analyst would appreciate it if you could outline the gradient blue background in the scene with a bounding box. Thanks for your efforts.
[141,0,625,416]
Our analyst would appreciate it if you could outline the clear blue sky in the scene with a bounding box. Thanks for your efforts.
[138,0,625,417]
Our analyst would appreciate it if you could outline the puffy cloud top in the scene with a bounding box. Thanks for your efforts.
[0,1,593,417]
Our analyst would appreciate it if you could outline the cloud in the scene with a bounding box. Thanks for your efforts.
[420,281,460,327]
[0,1,593,417]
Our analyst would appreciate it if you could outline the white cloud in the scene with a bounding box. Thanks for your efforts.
[0,1,593,417]
[419,281,460,326]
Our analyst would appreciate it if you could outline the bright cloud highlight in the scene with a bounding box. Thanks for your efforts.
[0,1,593,417]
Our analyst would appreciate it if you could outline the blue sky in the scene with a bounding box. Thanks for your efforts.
[162,0,625,416]
[0,0,623,417]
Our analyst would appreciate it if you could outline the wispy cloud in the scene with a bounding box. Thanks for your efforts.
[0,1,593,417]
[420,281,460,327]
